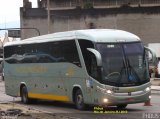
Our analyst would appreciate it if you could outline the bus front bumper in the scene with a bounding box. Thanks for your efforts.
[100,91,151,106]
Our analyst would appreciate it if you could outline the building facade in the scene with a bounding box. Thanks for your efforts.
[20,0,160,45]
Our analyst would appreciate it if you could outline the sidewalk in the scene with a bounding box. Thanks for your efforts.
[151,85,160,90]
[151,78,160,94]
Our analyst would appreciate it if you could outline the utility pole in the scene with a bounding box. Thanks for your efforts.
[47,0,51,34]
[114,0,118,29]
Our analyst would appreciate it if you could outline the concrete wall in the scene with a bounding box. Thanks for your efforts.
[20,6,160,45]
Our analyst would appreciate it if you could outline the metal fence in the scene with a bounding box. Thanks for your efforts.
[93,0,160,7]
[52,0,160,9]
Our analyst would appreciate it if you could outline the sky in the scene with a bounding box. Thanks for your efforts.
[0,0,37,37]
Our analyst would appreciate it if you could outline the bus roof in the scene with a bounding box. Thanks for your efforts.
[4,29,140,47]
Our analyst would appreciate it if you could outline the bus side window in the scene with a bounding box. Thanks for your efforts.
[78,40,98,80]
[60,40,81,67]
[90,53,98,79]
[4,45,25,64]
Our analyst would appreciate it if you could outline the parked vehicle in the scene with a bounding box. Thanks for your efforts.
[148,43,160,78]
[0,58,3,74]
[156,59,160,78]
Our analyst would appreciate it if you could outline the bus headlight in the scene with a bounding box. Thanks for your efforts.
[96,86,113,94]
[145,87,150,92]
[103,98,108,103]
[106,90,112,94]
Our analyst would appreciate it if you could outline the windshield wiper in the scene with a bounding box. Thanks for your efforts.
[126,58,141,84]
[117,45,141,86]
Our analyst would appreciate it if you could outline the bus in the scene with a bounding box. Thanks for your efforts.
[3,29,156,110]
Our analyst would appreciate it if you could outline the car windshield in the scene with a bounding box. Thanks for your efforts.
[96,42,150,87]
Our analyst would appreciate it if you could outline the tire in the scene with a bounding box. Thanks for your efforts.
[117,104,127,109]
[75,89,86,110]
[21,86,31,104]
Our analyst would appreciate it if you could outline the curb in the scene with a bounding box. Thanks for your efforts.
[151,87,160,94]
[151,90,160,94]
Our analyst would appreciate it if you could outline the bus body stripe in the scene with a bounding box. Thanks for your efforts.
[28,92,69,101]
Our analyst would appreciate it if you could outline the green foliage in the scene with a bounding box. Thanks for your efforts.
[83,1,93,9]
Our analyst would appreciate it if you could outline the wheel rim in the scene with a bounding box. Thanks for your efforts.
[77,94,83,106]
[22,88,27,103]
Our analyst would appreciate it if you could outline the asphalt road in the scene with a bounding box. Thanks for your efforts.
[0,81,160,119]
[14,94,159,119]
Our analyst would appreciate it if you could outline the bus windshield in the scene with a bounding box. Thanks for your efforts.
[96,42,150,87]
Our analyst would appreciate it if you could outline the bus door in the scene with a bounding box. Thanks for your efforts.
[82,51,99,104]
[78,40,97,104]
[87,53,100,104]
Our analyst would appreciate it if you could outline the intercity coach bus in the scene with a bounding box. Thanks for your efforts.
[3,29,156,110]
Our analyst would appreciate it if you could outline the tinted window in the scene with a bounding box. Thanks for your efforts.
[60,40,81,66]
[4,40,81,67]
[78,40,96,77]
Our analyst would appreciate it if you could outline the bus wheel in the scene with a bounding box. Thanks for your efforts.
[21,86,30,104]
[117,104,127,109]
[75,89,86,110]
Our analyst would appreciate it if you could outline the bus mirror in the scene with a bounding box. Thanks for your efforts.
[144,46,157,66]
[87,48,102,66]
